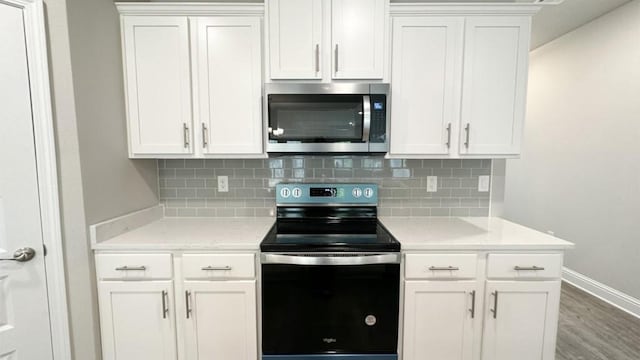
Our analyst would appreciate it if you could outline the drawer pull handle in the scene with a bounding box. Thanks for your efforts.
[201,265,232,271]
[115,266,146,271]
[428,266,460,271]
[514,266,545,271]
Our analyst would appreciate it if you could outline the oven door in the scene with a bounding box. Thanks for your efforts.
[266,94,371,153]
[261,253,400,358]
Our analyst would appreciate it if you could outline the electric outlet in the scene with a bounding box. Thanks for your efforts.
[426,176,438,192]
[217,175,229,192]
[478,175,490,192]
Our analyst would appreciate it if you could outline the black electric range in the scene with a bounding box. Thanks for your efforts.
[260,183,400,360]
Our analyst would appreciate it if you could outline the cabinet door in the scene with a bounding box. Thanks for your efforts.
[331,0,386,79]
[98,281,177,360]
[268,0,323,79]
[193,17,263,155]
[390,17,463,156]
[404,281,481,360]
[482,281,561,360]
[122,16,192,156]
[183,281,258,360]
[459,17,530,155]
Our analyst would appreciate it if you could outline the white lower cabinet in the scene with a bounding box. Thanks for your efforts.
[96,253,258,360]
[403,281,481,360]
[183,281,258,360]
[403,252,563,360]
[481,280,561,360]
[98,281,178,360]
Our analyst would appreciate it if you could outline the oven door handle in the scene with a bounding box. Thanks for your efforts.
[261,253,400,266]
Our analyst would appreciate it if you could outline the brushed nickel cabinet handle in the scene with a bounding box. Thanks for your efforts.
[334,44,339,74]
[201,265,232,271]
[446,123,452,148]
[315,44,320,73]
[514,266,545,271]
[115,266,146,271]
[202,123,208,148]
[161,290,169,319]
[469,290,476,318]
[490,291,498,319]
[183,123,190,148]
[428,266,460,271]
[464,123,470,148]
[185,291,192,319]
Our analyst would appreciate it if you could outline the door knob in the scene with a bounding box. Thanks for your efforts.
[0,247,36,262]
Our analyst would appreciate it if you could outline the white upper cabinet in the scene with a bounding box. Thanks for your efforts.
[459,16,531,156]
[193,17,263,155]
[122,16,192,156]
[118,4,265,159]
[266,0,387,81]
[331,0,386,79]
[390,17,463,155]
[268,0,323,79]
[389,6,536,158]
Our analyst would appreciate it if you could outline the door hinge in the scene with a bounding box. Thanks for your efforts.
[43,244,48,256]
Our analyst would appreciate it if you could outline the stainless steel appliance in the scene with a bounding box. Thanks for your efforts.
[265,83,389,153]
[260,183,400,360]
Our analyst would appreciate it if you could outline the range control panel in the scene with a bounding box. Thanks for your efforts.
[276,183,378,205]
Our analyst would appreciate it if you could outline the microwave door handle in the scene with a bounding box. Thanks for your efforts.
[362,95,371,142]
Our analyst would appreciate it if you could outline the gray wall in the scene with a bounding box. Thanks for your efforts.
[158,158,492,217]
[45,0,159,359]
[503,0,640,299]
[65,0,158,225]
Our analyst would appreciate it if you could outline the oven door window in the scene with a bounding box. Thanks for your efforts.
[268,94,365,142]
[262,263,400,355]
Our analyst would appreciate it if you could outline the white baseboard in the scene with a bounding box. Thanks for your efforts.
[562,267,640,319]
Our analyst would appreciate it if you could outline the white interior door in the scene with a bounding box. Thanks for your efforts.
[0,3,54,359]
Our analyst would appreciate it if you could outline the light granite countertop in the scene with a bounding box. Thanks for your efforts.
[92,217,275,251]
[379,217,574,251]
[92,213,573,252]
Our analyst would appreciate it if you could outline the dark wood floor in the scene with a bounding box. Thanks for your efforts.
[556,282,640,360]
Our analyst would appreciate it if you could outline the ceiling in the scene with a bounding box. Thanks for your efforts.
[531,0,632,48]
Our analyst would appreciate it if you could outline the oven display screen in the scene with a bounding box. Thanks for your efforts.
[310,187,338,197]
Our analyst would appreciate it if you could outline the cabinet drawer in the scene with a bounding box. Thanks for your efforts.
[182,254,255,280]
[487,254,563,279]
[96,254,172,280]
[405,254,477,279]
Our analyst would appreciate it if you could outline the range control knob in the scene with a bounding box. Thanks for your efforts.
[280,187,291,198]
[292,187,302,198]
[363,187,374,198]
[352,188,363,198]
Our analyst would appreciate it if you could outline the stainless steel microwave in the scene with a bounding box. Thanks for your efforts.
[265,83,389,153]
